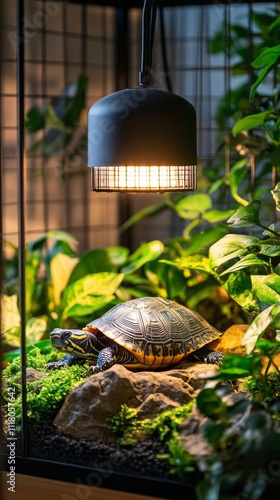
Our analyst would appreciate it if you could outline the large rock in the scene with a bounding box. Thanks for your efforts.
[53,361,217,441]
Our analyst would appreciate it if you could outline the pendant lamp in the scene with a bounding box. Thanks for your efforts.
[88,0,197,193]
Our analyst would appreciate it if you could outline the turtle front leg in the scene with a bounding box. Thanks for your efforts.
[191,345,224,365]
[88,346,117,374]
[46,354,86,370]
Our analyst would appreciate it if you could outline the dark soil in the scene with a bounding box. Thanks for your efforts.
[15,413,174,480]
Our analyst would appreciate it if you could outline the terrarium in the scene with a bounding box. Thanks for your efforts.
[1,1,280,499]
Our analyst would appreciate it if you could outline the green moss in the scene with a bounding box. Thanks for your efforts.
[107,400,195,443]
[2,348,88,425]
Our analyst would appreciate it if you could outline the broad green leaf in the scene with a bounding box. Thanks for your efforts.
[61,272,124,319]
[255,339,280,356]
[250,45,280,101]
[3,339,54,362]
[225,272,259,314]
[51,253,78,305]
[145,260,187,299]
[227,200,261,227]
[196,389,228,421]
[242,304,280,353]
[180,227,228,256]
[25,249,41,315]
[107,247,130,267]
[232,111,272,136]
[209,234,260,270]
[1,294,21,346]
[28,230,78,252]
[171,255,214,275]
[207,353,262,381]
[121,240,164,275]
[25,106,45,132]
[271,182,280,210]
[260,244,280,257]
[54,74,88,128]
[174,193,212,219]
[45,105,65,129]
[219,253,266,277]
[202,209,235,223]
[69,247,129,284]
[26,317,48,345]
[269,17,280,31]
[27,128,72,157]
[62,294,116,319]
[202,422,226,446]
[251,44,280,69]
[251,274,280,306]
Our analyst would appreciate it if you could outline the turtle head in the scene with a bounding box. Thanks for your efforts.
[50,328,99,360]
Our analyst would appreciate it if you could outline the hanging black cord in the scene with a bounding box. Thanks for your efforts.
[159,6,172,93]
[139,0,158,87]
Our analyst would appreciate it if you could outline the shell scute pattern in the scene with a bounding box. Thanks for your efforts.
[87,297,222,367]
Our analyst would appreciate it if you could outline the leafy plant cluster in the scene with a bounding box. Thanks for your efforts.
[2,230,166,355]
[25,74,88,175]
[195,386,280,500]
[207,10,280,203]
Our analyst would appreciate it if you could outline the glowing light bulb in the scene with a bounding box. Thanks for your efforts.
[91,165,197,192]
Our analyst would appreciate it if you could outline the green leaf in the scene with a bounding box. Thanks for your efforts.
[27,128,72,157]
[25,106,45,132]
[54,74,88,128]
[28,230,78,252]
[232,111,272,136]
[219,253,267,276]
[271,182,280,210]
[227,200,261,227]
[69,247,129,284]
[174,193,212,219]
[25,249,41,315]
[242,304,280,353]
[26,317,48,345]
[180,227,228,256]
[202,209,235,223]
[202,422,226,446]
[145,260,187,299]
[196,389,228,421]
[45,105,65,129]
[50,253,79,305]
[251,44,280,69]
[171,255,214,275]
[250,45,280,101]
[225,272,259,314]
[209,234,261,270]
[121,240,164,275]
[207,353,262,381]
[1,294,21,346]
[251,274,280,306]
[61,272,124,319]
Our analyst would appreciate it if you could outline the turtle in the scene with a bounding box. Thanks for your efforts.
[46,297,224,373]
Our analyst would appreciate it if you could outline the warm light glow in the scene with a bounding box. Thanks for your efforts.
[91,165,197,192]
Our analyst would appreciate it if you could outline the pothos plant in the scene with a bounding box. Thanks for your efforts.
[1,230,165,358]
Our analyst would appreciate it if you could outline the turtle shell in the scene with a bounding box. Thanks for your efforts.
[85,297,222,369]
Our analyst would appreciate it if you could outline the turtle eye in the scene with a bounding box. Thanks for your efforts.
[61,330,72,340]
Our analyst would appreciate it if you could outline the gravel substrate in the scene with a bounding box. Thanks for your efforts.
[15,414,174,480]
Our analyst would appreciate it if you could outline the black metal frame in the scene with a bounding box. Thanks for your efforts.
[1,455,197,499]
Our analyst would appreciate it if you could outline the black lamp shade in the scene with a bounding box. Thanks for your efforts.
[88,88,197,192]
